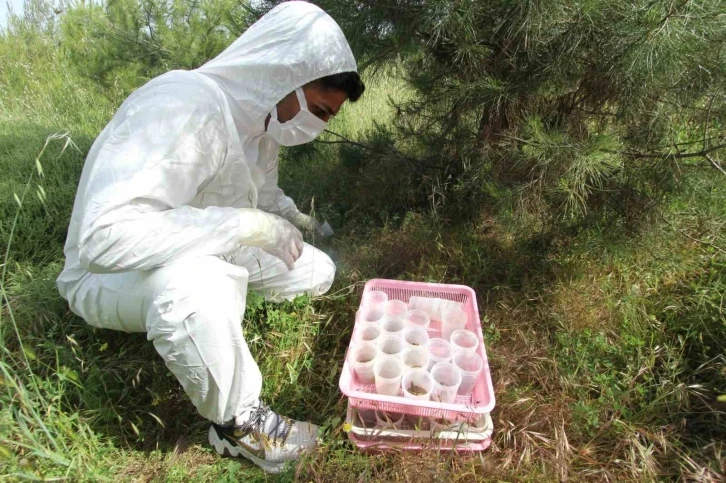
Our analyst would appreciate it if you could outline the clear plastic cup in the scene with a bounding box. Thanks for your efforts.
[401,346,430,370]
[407,296,438,315]
[377,335,405,359]
[361,306,385,325]
[405,415,430,431]
[380,317,405,338]
[350,342,378,384]
[426,338,453,370]
[363,290,388,309]
[441,306,467,340]
[402,368,434,400]
[431,418,459,433]
[373,356,404,396]
[453,351,483,395]
[354,408,377,429]
[375,411,404,429]
[355,324,381,344]
[430,362,462,403]
[383,300,408,320]
[404,309,431,331]
[403,328,429,348]
[408,297,462,321]
[450,329,479,354]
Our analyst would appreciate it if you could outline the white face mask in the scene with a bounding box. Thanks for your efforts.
[266,88,327,146]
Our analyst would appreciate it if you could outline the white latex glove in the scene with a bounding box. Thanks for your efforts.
[237,208,303,270]
[287,211,327,237]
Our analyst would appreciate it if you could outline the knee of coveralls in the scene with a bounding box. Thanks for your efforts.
[144,256,261,423]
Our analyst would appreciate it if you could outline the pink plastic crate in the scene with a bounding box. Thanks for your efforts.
[339,279,496,424]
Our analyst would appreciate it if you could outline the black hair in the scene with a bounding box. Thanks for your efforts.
[316,71,365,102]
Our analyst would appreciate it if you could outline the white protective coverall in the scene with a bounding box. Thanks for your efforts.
[56,1,357,425]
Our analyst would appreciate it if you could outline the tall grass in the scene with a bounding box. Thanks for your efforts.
[0,134,112,480]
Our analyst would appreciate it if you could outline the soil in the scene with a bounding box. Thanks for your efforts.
[408,383,428,396]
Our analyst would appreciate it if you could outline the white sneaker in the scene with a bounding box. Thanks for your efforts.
[208,403,319,474]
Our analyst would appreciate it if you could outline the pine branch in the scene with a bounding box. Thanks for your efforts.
[318,129,407,159]
[705,154,726,177]
[316,130,447,170]
[612,143,726,160]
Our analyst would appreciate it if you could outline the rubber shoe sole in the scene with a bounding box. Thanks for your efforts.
[208,425,286,474]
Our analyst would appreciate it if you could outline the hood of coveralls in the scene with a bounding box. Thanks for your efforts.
[196,1,357,133]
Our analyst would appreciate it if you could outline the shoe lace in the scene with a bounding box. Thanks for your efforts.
[238,403,292,446]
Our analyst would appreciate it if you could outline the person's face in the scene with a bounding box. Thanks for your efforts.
[268,83,348,127]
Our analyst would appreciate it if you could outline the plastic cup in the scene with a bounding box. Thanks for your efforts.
[363,290,388,309]
[383,300,408,320]
[426,338,453,370]
[407,296,438,315]
[380,317,405,338]
[441,306,467,340]
[373,356,404,396]
[408,297,462,321]
[375,411,404,429]
[450,329,479,354]
[403,328,429,348]
[402,346,430,370]
[355,324,381,344]
[376,335,405,359]
[350,342,378,384]
[402,368,434,400]
[430,362,462,403]
[361,306,385,325]
[431,418,459,433]
[453,351,483,395]
[354,408,377,429]
[405,415,430,431]
[404,309,431,331]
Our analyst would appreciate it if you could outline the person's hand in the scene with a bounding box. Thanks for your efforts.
[288,211,327,237]
[237,209,303,270]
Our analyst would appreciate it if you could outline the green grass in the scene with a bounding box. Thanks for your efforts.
[1,19,725,483]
